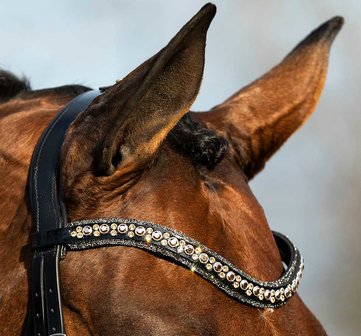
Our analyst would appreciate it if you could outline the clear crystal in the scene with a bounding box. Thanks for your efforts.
[226,271,236,282]
[135,226,146,236]
[82,226,92,235]
[99,224,109,234]
[192,254,199,261]
[152,231,162,241]
[199,253,209,264]
[213,262,222,273]
[168,237,179,247]
[184,245,195,255]
[118,224,128,234]
[240,280,248,290]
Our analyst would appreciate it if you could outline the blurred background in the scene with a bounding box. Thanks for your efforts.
[0,1,359,334]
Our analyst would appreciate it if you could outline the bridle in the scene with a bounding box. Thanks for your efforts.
[27,90,304,336]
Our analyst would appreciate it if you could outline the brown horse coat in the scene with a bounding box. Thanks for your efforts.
[0,4,342,335]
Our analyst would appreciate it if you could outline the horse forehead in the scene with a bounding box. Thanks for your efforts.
[139,147,257,211]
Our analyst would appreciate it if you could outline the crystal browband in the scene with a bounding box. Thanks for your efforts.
[33,218,304,309]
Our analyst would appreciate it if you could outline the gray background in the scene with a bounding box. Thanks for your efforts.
[1,1,360,335]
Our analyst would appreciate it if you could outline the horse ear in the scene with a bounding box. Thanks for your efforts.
[67,3,216,176]
[199,17,343,179]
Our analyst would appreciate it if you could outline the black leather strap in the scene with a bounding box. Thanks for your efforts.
[32,218,304,309]
[28,90,101,336]
[27,88,305,333]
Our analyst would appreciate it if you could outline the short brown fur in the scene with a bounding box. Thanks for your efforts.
[0,3,342,335]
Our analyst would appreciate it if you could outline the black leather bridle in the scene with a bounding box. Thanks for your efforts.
[27,90,304,336]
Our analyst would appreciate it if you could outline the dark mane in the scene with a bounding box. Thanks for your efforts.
[168,114,228,169]
[0,69,30,102]
[1,70,227,169]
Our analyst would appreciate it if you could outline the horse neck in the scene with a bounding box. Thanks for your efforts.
[0,97,67,234]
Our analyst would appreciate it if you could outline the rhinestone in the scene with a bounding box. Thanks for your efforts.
[259,294,264,301]
[76,226,82,232]
[70,231,77,237]
[247,283,254,290]
[195,247,202,254]
[177,246,184,253]
[240,280,248,290]
[275,290,281,300]
[118,224,128,234]
[110,223,118,230]
[135,226,146,236]
[184,245,195,255]
[163,232,170,239]
[253,286,260,296]
[145,235,152,243]
[161,239,167,246]
[146,227,153,234]
[270,297,276,304]
[83,226,92,236]
[259,288,265,295]
[271,289,276,296]
[280,288,285,294]
[152,231,162,241]
[168,237,179,247]
[209,257,216,264]
[99,224,109,234]
[222,265,229,273]
[219,272,225,279]
[291,280,297,292]
[110,230,117,236]
[129,224,136,231]
[179,240,186,246]
[226,271,236,282]
[93,224,99,230]
[233,282,240,289]
[199,253,209,264]
[235,275,242,282]
[192,254,199,261]
[128,231,135,238]
[76,232,83,239]
[285,286,292,298]
[206,264,213,271]
[280,295,285,302]
[264,290,271,300]
[246,289,252,296]
[93,231,100,237]
[213,262,223,273]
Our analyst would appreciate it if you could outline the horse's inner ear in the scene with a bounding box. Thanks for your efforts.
[67,4,216,176]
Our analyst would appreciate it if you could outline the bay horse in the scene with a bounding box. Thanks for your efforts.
[0,3,343,335]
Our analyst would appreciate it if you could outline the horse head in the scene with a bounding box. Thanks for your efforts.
[0,3,342,335]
